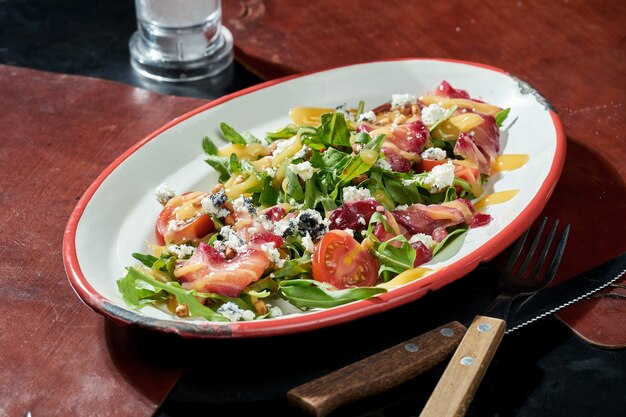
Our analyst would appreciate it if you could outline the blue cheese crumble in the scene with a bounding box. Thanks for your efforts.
[358,110,376,123]
[420,147,448,161]
[166,244,196,258]
[217,302,255,321]
[155,183,175,205]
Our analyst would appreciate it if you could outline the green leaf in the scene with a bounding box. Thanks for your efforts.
[432,226,467,256]
[229,153,242,174]
[318,112,352,147]
[374,235,417,280]
[356,100,365,118]
[204,154,231,182]
[495,108,511,127]
[219,122,247,145]
[382,175,422,205]
[132,253,158,268]
[266,124,298,142]
[244,276,280,298]
[202,136,220,155]
[273,255,312,279]
[258,175,279,206]
[285,167,304,202]
[279,279,386,308]
[125,267,229,321]
[339,134,385,183]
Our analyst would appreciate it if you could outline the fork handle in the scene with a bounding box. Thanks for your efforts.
[420,316,506,417]
[287,321,466,417]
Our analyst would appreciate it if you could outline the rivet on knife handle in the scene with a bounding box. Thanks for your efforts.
[287,321,466,417]
[419,316,506,417]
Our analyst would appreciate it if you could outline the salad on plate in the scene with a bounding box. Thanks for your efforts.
[117,81,510,322]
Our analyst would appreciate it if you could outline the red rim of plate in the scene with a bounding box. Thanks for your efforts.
[62,57,566,338]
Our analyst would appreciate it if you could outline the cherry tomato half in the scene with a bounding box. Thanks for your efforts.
[312,230,379,289]
[156,191,215,245]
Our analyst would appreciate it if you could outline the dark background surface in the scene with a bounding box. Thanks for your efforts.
[1,1,624,416]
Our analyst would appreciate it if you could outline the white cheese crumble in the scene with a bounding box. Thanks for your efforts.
[420,147,448,161]
[288,161,318,181]
[267,304,283,318]
[293,144,311,160]
[201,196,219,215]
[302,232,316,253]
[391,93,417,108]
[421,104,448,127]
[260,242,285,268]
[155,183,175,205]
[358,110,376,123]
[273,218,297,237]
[217,302,254,322]
[409,233,436,250]
[264,167,276,178]
[273,136,297,156]
[166,244,196,258]
[375,158,393,171]
[357,217,366,226]
[395,204,409,211]
[335,103,356,121]
[423,160,455,191]
[343,186,372,202]
[344,228,354,237]
[219,226,245,250]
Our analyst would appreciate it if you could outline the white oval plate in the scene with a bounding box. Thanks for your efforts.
[63,59,565,338]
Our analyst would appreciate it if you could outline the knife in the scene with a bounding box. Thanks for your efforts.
[287,252,626,417]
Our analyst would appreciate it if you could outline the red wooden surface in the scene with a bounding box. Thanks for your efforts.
[223,0,626,346]
[0,65,207,417]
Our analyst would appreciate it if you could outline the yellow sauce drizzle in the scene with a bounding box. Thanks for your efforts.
[474,190,519,210]
[289,107,335,126]
[377,268,432,289]
[493,154,529,172]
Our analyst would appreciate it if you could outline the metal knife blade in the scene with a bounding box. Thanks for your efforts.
[507,251,626,333]
[288,252,626,417]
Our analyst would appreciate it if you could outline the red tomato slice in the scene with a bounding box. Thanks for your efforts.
[156,191,214,245]
[420,158,447,172]
[312,230,379,289]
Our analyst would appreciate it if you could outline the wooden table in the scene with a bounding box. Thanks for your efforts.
[1,1,624,416]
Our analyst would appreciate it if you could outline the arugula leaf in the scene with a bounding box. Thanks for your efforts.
[356,100,365,118]
[121,267,229,321]
[273,255,312,279]
[132,253,158,268]
[382,175,422,205]
[203,138,231,182]
[374,235,417,280]
[318,112,352,147]
[266,124,298,142]
[219,122,247,145]
[432,226,467,257]
[339,133,385,183]
[258,175,279,206]
[285,167,304,201]
[299,112,352,149]
[279,279,386,308]
[244,277,280,298]
[229,153,242,174]
[202,136,220,155]
[495,108,511,127]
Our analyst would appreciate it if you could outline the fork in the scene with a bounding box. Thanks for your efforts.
[419,217,569,417]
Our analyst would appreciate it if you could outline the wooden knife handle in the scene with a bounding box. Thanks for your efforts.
[287,321,466,417]
[419,315,506,417]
